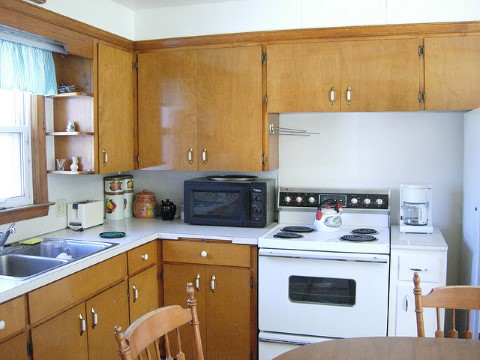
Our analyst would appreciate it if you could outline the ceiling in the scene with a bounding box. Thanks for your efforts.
[109,0,244,10]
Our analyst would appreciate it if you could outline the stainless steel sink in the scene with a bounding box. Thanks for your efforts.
[0,239,117,280]
[14,239,116,260]
[0,254,68,279]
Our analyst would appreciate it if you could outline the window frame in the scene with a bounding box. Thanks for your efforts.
[0,95,50,225]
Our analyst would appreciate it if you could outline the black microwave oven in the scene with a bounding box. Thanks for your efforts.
[184,176,275,228]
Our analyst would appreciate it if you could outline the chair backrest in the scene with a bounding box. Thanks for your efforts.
[413,272,480,339]
[114,282,204,360]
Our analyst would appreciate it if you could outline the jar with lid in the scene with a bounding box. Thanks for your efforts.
[134,189,157,218]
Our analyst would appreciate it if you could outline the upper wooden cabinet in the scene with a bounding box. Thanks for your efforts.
[97,43,135,173]
[424,35,480,110]
[267,38,421,112]
[137,45,268,171]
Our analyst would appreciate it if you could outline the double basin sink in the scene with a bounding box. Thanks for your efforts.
[0,239,117,280]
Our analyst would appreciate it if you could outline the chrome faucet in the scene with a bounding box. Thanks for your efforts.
[0,223,15,250]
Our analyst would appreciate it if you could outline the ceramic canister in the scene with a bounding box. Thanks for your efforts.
[124,190,134,218]
[134,189,157,218]
[105,193,124,220]
[104,176,124,194]
[122,175,134,192]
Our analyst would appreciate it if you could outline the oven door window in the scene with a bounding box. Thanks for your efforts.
[289,276,356,306]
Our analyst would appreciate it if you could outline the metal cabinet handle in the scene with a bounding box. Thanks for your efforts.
[132,285,139,303]
[211,275,216,293]
[201,250,207,258]
[102,149,108,165]
[195,273,200,290]
[202,148,207,165]
[187,148,193,165]
[330,87,335,105]
[79,314,86,336]
[410,267,428,272]
[346,87,352,105]
[404,295,409,312]
[141,253,149,261]
[91,307,98,329]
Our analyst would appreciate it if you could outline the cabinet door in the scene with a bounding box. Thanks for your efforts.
[340,38,420,111]
[97,43,135,173]
[425,35,480,110]
[129,265,160,322]
[31,303,88,360]
[138,50,198,169]
[0,332,29,360]
[197,46,263,171]
[205,266,251,360]
[86,281,129,360]
[267,42,341,112]
[164,263,207,360]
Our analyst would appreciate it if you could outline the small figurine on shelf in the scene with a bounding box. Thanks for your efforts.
[70,157,79,172]
[66,120,75,132]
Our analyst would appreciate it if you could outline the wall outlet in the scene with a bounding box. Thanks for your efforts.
[55,199,67,218]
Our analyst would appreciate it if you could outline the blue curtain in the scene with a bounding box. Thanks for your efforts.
[0,39,57,95]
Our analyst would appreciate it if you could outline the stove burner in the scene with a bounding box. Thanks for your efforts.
[340,234,377,242]
[273,232,304,239]
[282,226,315,233]
[351,228,378,235]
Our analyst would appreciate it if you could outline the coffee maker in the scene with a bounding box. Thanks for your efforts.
[400,184,433,233]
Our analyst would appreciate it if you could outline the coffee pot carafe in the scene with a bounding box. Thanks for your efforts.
[400,185,433,233]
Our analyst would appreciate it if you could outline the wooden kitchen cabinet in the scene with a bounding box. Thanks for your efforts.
[97,43,135,173]
[137,45,268,171]
[424,35,480,110]
[0,295,28,360]
[388,226,448,337]
[162,239,256,360]
[267,38,420,112]
[31,281,129,360]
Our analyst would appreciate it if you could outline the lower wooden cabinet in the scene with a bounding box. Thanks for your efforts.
[0,332,30,360]
[31,281,129,360]
[129,265,159,322]
[0,295,28,360]
[163,240,256,360]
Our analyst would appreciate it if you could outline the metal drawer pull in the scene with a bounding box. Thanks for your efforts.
[132,285,139,303]
[201,250,207,257]
[0,320,5,330]
[409,267,428,272]
[346,86,352,105]
[404,295,409,311]
[102,149,108,165]
[330,87,335,105]
[188,148,193,164]
[195,273,200,290]
[79,314,86,336]
[211,275,216,292]
[141,253,149,261]
[91,308,98,329]
[202,148,207,164]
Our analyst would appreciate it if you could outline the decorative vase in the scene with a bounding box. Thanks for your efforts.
[70,156,79,172]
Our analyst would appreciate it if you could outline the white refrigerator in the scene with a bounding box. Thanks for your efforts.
[463,107,480,336]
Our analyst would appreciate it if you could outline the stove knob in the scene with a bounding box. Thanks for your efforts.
[375,198,384,206]
[252,206,261,215]
[363,198,371,205]
[284,196,292,204]
[308,196,316,204]
[296,196,303,204]
[351,198,358,205]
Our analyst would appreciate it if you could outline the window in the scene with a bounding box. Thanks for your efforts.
[0,89,33,209]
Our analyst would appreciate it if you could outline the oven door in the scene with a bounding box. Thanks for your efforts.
[259,248,389,339]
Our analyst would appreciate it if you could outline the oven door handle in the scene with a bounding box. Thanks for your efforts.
[259,337,309,346]
[259,249,388,263]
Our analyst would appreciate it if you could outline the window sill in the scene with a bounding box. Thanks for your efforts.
[0,203,53,225]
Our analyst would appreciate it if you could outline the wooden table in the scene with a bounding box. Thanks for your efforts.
[274,337,480,360]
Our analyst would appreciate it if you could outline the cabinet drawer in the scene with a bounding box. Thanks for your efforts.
[0,296,26,342]
[163,240,251,267]
[29,254,127,324]
[128,241,157,275]
[398,254,443,283]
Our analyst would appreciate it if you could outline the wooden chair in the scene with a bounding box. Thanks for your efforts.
[114,282,205,360]
[413,272,480,339]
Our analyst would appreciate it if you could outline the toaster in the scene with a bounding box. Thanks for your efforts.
[68,200,104,231]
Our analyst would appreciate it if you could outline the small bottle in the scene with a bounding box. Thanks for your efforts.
[70,156,79,172]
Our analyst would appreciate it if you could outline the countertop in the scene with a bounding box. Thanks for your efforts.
[0,218,275,303]
[391,225,448,250]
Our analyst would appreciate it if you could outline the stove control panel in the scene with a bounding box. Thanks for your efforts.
[278,188,390,211]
